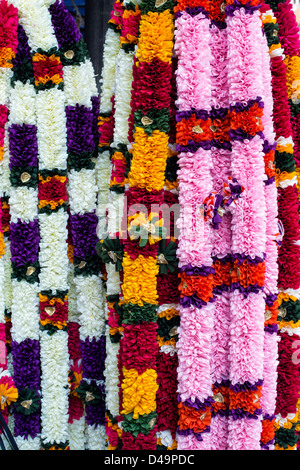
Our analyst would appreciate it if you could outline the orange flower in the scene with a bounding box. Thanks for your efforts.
[0,378,18,409]
[213,260,232,289]
[178,272,214,303]
[231,260,265,288]
[229,386,262,414]
[264,150,276,180]
[210,116,230,143]
[212,385,230,413]
[230,102,264,136]
[176,115,212,146]
[261,418,275,445]
[178,401,211,434]
[174,0,211,13]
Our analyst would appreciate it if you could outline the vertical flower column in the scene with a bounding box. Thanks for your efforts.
[260,0,300,450]
[0,1,15,399]
[0,3,19,436]
[51,0,107,450]
[155,66,179,450]
[49,0,95,450]
[98,0,142,450]
[174,0,215,451]
[226,0,268,450]
[8,20,43,450]
[97,0,123,241]
[275,0,300,449]
[127,5,179,448]
[208,0,231,450]
[259,5,280,451]
[10,0,71,450]
[118,0,175,451]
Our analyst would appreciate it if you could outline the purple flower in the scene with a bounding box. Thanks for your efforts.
[10,220,40,267]
[9,124,38,168]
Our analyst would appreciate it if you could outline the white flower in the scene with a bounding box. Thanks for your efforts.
[36,88,68,171]
[9,187,39,223]
[0,68,12,106]
[15,435,42,451]
[39,209,69,291]
[9,82,36,126]
[68,168,98,215]
[75,275,106,339]
[100,28,121,114]
[40,330,70,445]
[113,49,134,145]
[3,242,13,313]
[10,280,40,343]
[85,424,106,450]
[69,417,86,450]
[63,60,97,108]
[104,339,120,417]
[9,0,58,51]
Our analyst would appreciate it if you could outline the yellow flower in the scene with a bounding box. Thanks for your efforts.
[0,232,5,257]
[122,253,159,306]
[284,55,300,101]
[0,48,15,68]
[121,367,158,419]
[157,308,179,320]
[129,128,169,192]
[0,381,18,410]
[128,211,165,246]
[136,10,174,65]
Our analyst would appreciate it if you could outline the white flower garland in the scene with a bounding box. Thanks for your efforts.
[6,15,42,447]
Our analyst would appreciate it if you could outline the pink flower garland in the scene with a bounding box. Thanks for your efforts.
[209,18,231,450]
[226,5,268,450]
[259,16,279,451]
[175,8,214,450]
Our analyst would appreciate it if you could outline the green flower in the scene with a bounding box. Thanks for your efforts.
[157,239,178,274]
[76,381,104,406]
[15,388,41,416]
[96,237,124,271]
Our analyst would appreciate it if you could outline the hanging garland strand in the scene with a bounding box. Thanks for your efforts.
[226,0,268,449]
[0,1,19,446]
[8,19,42,450]
[117,0,175,450]
[261,0,300,450]
[175,0,215,450]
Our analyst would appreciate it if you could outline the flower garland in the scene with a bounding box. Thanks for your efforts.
[0,2,19,439]
[8,19,43,451]
[174,0,215,450]
[207,0,235,450]
[48,0,90,450]
[0,0,46,451]
[0,1,15,441]
[258,6,279,450]
[116,0,175,450]
[98,0,143,451]
[96,1,124,450]
[225,0,270,450]
[275,0,300,450]
[3,0,105,451]
[12,0,71,450]
[261,0,300,450]
[49,0,107,450]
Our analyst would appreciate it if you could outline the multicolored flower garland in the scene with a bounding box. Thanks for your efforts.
[0,1,18,447]
[117,0,175,450]
[0,0,106,451]
[175,0,215,450]
[261,0,300,450]
[225,0,270,450]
